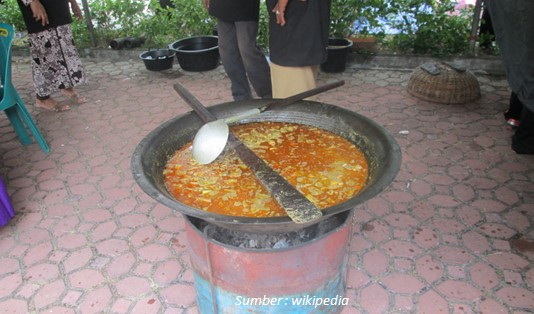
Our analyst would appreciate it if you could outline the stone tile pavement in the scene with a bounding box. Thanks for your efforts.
[0,55,533,313]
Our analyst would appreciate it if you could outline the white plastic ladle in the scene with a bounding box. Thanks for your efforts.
[192,108,263,164]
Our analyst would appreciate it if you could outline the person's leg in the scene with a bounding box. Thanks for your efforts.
[29,26,85,107]
[270,63,318,99]
[57,25,87,104]
[511,106,534,154]
[217,19,252,101]
[235,21,272,99]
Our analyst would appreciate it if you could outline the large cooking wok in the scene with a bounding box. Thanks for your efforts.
[131,99,401,233]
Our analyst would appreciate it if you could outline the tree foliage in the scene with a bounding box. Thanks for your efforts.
[1,0,476,57]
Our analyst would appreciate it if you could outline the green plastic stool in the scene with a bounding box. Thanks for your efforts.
[0,23,49,154]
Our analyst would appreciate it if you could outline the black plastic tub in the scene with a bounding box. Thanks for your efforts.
[139,49,175,71]
[168,36,220,72]
[321,38,353,73]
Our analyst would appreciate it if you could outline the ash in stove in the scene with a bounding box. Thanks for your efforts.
[188,212,349,250]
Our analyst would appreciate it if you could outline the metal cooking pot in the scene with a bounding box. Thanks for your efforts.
[131,100,401,233]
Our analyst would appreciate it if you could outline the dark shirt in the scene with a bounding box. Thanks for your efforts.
[266,0,331,67]
[17,0,72,34]
[208,0,260,22]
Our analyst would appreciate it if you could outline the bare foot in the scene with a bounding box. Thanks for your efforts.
[35,98,71,112]
[61,88,87,104]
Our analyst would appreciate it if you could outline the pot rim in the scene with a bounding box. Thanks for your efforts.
[139,49,175,60]
[327,37,354,50]
[168,35,219,54]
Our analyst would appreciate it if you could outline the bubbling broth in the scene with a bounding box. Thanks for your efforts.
[163,122,369,218]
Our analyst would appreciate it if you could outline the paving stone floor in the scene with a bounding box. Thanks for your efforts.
[0,56,533,314]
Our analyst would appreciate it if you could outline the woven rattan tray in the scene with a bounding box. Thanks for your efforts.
[407,62,481,104]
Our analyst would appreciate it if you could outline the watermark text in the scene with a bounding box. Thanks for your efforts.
[235,295,349,308]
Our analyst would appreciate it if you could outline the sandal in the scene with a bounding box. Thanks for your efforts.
[61,88,86,104]
[35,98,71,112]
[506,118,521,129]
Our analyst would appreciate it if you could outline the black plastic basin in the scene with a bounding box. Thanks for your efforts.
[139,49,175,71]
[168,36,220,72]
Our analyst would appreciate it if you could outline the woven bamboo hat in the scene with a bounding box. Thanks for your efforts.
[407,61,481,104]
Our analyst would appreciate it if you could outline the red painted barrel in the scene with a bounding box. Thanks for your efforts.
[184,211,353,313]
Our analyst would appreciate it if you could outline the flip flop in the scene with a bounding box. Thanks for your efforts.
[35,99,71,112]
